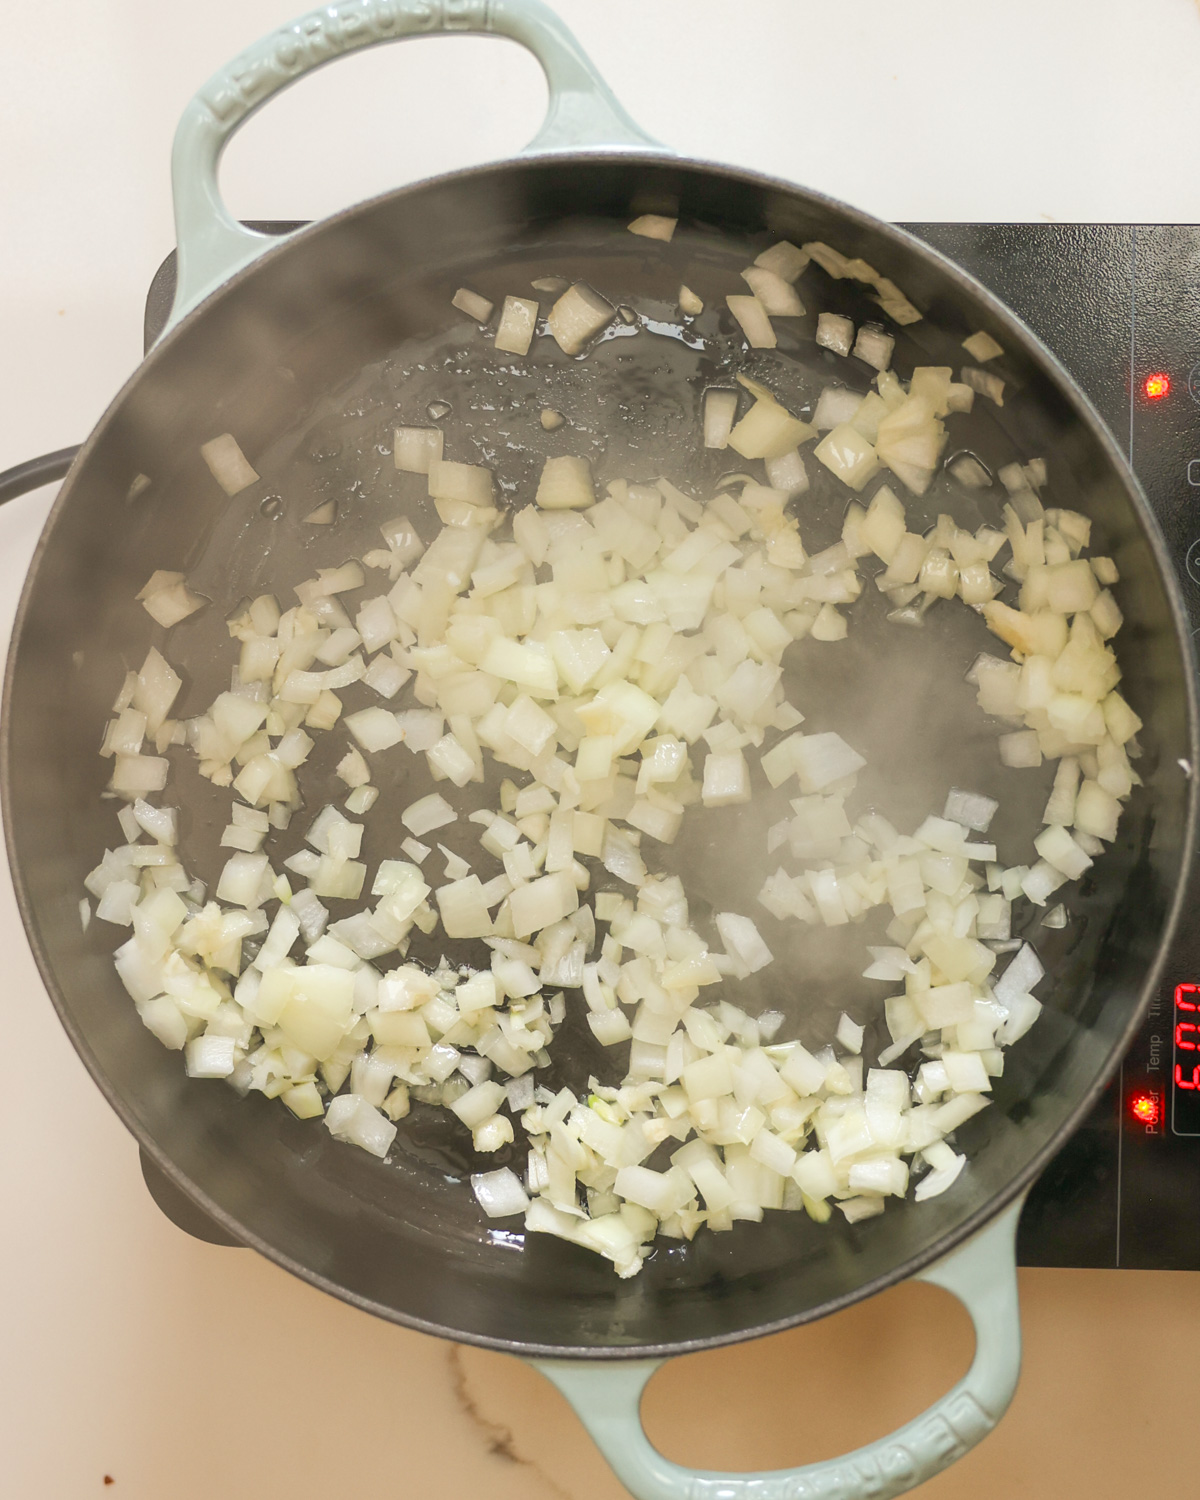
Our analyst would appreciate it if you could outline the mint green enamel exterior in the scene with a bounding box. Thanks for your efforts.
[165,0,660,332]
[534,1197,1025,1500]
[165,8,1028,1495]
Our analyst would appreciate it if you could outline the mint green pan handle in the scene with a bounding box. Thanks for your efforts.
[167,0,660,332]
[534,1196,1025,1500]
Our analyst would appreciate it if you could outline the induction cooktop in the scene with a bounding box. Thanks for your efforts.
[136,222,1200,1270]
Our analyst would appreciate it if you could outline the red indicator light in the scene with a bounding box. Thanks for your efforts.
[1131,1092,1160,1126]
[1144,371,1171,400]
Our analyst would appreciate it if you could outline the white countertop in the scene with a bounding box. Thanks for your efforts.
[4,3,1200,1496]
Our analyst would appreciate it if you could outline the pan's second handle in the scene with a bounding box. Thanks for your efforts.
[532,1196,1025,1500]
[167,0,660,332]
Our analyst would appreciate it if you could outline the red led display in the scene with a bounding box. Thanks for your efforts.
[1176,982,1198,1084]
[1144,371,1171,400]
[1173,986,1200,1126]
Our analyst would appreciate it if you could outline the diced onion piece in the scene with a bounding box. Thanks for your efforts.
[741,266,805,316]
[852,325,894,372]
[394,710,446,752]
[915,1150,965,1200]
[715,912,773,976]
[704,389,738,449]
[345,707,404,753]
[810,605,847,641]
[874,394,946,496]
[394,426,444,474]
[963,330,1004,362]
[803,241,852,278]
[427,732,477,787]
[816,313,854,356]
[764,449,808,496]
[702,750,750,806]
[536,455,595,510]
[326,1094,398,1158]
[200,433,259,495]
[283,1083,325,1119]
[943,788,998,832]
[838,1197,886,1222]
[1074,779,1121,841]
[1034,824,1093,879]
[726,294,776,349]
[185,1035,237,1078]
[999,730,1042,768]
[813,425,879,491]
[472,1166,530,1218]
[728,393,815,460]
[481,637,556,695]
[755,240,809,281]
[949,454,992,489]
[509,871,579,939]
[814,387,864,431]
[961,366,1005,405]
[111,754,169,794]
[549,283,615,355]
[138,572,205,628]
[994,944,1045,1006]
[590,1008,634,1045]
[792,732,866,790]
[428,458,493,507]
[452,287,494,322]
[363,655,410,699]
[494,296,539,356]
[402,793,457,836]
[628,214,676,241]
[872,278,923,325]
[450,1079,507,1130]
[849,1157,908,1197]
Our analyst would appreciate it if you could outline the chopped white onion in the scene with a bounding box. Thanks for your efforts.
[852,325,894,372]
[741,266,805,316]
[472,1166,531,1217]
[963,330,1004,362]
[943,788,999,832]
[548,283,614,355]
[325,1094,397,1158]
[961,366,1005,406]
[394,427,444,474]
[401,793,456,837]
[703,389,738,449]
[451,287,494,322]
[725,294,776,349]
[200,434,259,496]
[494,296,539,357]
[816,313,854,356]
[627,214,676,241]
